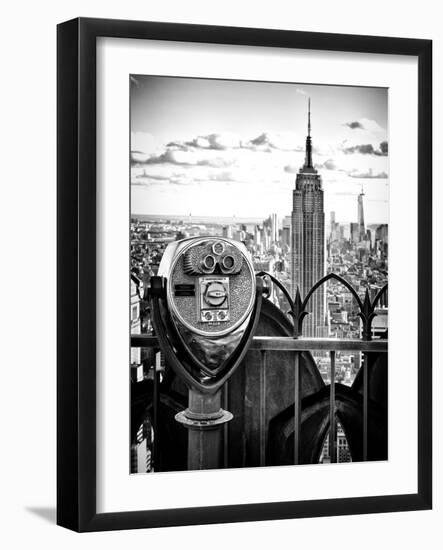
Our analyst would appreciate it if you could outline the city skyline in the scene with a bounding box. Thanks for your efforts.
[131,75,388,224]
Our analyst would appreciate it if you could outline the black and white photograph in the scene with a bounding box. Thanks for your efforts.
[0,0,436,542]
[129,75,389,473]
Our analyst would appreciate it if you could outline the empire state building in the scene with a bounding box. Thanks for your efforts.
[291,100,326,337]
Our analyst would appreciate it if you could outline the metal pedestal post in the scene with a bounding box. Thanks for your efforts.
[175,389,232,470]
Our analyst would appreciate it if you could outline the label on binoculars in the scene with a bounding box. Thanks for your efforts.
[174,283,196,297]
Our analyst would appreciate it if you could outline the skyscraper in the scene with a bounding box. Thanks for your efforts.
[358,186,365,241]
[282,216,291,248]
[270,213,279,244]
[291,99,326,337]
[350,222,359,244]
[330,211,338,242]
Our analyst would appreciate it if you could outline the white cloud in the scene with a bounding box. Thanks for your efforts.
[243,132,303,152]
[183,132,243,150]
[131,125,388,220]
[131,132,161,159]
[348,168,388,179]
[338,118,387,153]
[316,158,337,171]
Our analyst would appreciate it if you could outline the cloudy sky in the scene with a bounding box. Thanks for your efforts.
[131,75,388,224]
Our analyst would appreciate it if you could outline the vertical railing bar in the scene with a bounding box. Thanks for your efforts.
[363,352,368,461]
[294,351,300,465]
[152,351,159,472]
[259,351,267,467]
[223,381,229,468]
[329,350,337,463]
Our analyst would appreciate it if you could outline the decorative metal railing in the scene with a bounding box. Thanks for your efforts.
[130,273,388,471]
[257,271,388,340]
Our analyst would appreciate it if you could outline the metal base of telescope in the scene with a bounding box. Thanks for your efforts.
[175,389,232,470]
[149,274,265,470]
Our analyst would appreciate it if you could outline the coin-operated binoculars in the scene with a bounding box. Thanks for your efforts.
[149,237,264,470]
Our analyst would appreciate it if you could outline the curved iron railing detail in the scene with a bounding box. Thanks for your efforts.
[371,283,388,309]
[257,271,388,340]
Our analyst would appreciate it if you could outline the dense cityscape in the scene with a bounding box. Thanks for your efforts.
[131,201,388,371]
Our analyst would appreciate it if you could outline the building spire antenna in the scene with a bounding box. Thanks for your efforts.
[308,97,311,137]
[303,97,313,169]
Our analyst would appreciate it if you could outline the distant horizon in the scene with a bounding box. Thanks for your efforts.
[132,212,388,228]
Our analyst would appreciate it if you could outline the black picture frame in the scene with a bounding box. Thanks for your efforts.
[57,17,432,532]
